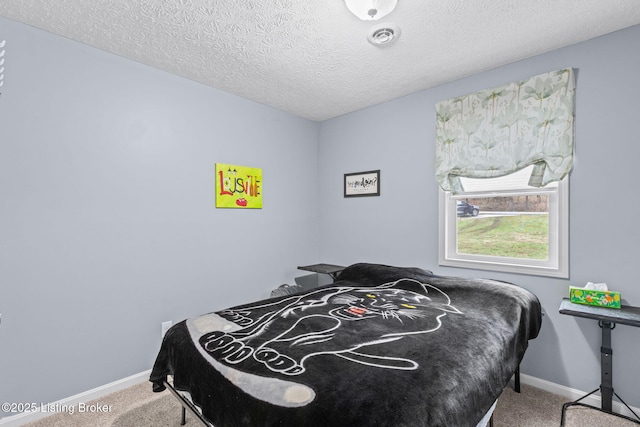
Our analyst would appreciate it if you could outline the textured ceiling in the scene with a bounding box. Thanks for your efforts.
[1,1,640,121]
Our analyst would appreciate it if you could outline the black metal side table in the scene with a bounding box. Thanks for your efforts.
[297,263,345,281]
[558,297,640,425]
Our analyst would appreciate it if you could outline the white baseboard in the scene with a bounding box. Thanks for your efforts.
[0,370,151,427]
[520,373,640,420]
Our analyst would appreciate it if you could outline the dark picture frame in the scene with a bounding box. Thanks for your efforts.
[344,170,380,197]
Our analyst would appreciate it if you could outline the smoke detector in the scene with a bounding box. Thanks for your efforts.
[367,24,401,46]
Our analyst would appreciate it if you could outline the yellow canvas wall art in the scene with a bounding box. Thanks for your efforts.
[215,163,262,209]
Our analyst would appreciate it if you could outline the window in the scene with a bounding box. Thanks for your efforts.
[438,166,568,278]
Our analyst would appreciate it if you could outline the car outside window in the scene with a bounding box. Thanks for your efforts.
[456,201,479,217]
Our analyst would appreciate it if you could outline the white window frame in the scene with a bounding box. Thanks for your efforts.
[438,175,569,278]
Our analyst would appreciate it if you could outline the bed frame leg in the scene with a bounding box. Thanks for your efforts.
[162,379,210,427]
[514,365,520,393]
[489,414,494,427]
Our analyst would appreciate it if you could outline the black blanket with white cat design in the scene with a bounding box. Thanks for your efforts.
[150,263,542,427]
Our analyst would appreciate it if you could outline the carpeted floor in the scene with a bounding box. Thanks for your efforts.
[20,382,639,426]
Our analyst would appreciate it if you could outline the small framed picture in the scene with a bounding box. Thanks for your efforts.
[344,170,380,197]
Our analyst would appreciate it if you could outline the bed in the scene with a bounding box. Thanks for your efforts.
[150,263,542,427]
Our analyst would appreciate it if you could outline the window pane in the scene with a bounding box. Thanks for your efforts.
[455,195,549,260]
[439,173,568,278]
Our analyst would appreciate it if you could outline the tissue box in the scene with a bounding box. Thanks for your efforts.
[569,286,621,309]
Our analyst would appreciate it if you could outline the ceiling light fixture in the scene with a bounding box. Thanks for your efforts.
[344,0,398,21]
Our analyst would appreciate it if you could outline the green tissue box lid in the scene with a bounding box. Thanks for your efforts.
[569,286,621,309]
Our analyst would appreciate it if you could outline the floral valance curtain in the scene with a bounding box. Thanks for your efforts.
[435,68,575,194]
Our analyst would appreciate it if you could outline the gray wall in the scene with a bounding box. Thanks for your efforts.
[0,16,320,412]
[318,25,640,408]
